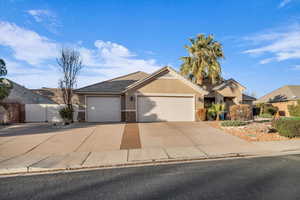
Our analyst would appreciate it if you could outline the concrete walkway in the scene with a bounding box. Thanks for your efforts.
[0,122,300,175]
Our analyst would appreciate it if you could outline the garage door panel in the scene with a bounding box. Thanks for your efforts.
[87,97,121,122]
[138,96,194,122]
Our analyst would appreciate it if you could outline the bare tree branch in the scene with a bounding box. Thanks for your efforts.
[57,48,83,121]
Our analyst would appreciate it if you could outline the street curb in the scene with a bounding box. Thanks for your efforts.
[1,150,300,177]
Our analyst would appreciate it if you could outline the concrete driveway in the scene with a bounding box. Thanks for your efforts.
[0,121,269,174]
[139,122,258,156]
[0,122,259,160]
[0,123,125,162]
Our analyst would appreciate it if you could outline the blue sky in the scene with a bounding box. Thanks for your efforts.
[0,0,300,97]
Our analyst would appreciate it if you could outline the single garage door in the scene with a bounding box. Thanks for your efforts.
[137,96,194,122]
[86,96,121,122]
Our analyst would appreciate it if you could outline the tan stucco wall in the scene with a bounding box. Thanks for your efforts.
[137,79,199,94]
[216,82,244,104]
[127,77,205,121]
[271,100,297,117]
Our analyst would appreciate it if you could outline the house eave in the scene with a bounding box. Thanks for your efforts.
[123,66,209,95]
[74,91,123,95]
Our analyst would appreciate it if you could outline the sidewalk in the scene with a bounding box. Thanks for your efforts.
[1,140,300,176]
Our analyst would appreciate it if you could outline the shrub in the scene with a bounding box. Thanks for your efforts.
[59,106,74,123]
[259,113,273,118]
[254,119,271,123]
[272,118,300,138]
[263,104,278,115]
[197,108,207,121]
[256,103,278,116]
[288,100,300,117]
[229,104,253,121]
[265,106,278,115]
[221,120,248,127]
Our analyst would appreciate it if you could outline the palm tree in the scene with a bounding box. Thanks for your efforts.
[208,103,225,121]
[180,34,224,85]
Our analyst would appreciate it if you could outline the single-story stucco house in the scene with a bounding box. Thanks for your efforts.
[5,80,55,104]
[0,80,56,123]
[31,87,80,105]
[75,66,255,122]
[256,85,300,117]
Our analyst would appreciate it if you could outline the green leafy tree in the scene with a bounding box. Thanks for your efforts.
[0,58,12,124]
[0,59,7,76]
[180,34,224,85]
[0,59,12,101]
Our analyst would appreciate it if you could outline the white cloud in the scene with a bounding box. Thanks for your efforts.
[0,21,59,65]
[5,59,46,74]
[0,21,163,88]
[3,59,60,88]
[243,23,300,64]
[26,9,60,34]
[27,9,53,22]
[78,40,162,79]
[0,22,162,88]
[279,0,292,8]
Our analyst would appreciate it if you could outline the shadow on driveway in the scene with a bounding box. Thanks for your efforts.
[0,122,125,137]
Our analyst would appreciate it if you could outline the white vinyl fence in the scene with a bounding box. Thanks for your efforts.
[25,104,78,122]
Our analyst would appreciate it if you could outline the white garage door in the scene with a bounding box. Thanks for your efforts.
[87,96,121,122]
[137,96,194,122]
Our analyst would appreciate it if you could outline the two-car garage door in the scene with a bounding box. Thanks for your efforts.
[137,96,195,122]
[86,95,195,122]
[86,96,121,122]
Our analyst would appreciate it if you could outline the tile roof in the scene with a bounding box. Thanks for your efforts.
[5,80,55,104]
[31,88,80,104]
[75,71,149,93]
[242,94,256,101]
[257,85,300,103]
[212,78,246,91]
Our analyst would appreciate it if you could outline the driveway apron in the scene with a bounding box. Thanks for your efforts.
[26,126,96,156]
[76,123,125,152]
[165,122,260,156]
[138,122,194,148]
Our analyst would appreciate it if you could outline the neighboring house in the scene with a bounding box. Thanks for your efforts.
[31,88,80,105]
[0,80,55,123]
[242,94,257,105]
[75,66,254,122]
[256,85,300,117]
[5,80,55,104]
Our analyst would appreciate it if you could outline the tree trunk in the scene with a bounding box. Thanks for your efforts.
[216,112,220,121]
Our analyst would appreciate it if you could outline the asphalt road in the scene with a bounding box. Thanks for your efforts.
[1,154,300,200]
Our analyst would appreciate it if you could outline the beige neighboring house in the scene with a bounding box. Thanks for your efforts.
[256,85,300,117]
[74,66,255,122]
[31,88,80,105]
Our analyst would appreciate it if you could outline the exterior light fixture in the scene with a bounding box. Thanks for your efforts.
[130,96,134,101]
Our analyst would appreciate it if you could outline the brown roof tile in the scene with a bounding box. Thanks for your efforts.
[74,71,149,93]
[257,85,300,103]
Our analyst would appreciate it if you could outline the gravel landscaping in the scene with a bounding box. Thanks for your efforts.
[207,120,291,142]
